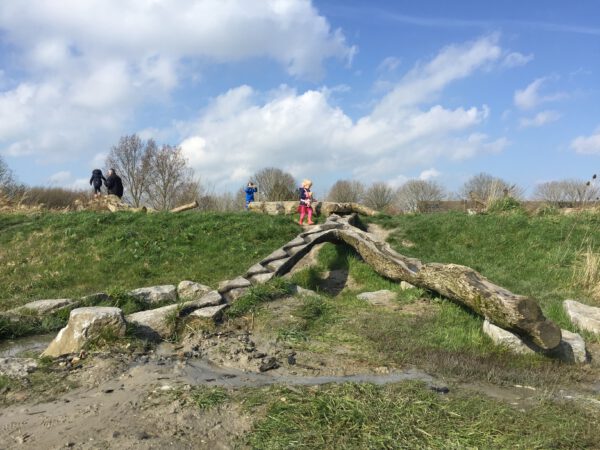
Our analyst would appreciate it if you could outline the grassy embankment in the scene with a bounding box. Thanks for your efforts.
[2,209,600,448]
[0,211,298,339]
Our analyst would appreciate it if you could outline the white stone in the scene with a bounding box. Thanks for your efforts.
[126,304,179,340]
[218,276,251,294]
[183,291,223,309]
[564,300,600,335]
[188,304,228,321]
[9,299,75,315]
[248,272,275,285]
[400,281,416,290]
[42,307,126,357]
[177,281,211,301]
[483,320,588,364]
[548,329,588,364]
[357,290,398,308]
[129,285,177,305]
[482,320,535,354]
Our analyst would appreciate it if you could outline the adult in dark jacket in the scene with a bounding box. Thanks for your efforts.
[89,169,106,196]
[105,168,124,198]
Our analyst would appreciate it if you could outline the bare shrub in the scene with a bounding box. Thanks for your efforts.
[0,155,25,202]
[251,167,296,201]
[534,179,599,206]
[459,173,524,207]
[20,187,87,209]
[395,179,446,212]
[106,134,156,207]
[363,182,395,211]
[572,246,600,304]
[327,180,365,203]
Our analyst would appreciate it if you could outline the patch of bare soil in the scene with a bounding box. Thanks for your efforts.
[367,223,393,242]
[0,354,253,450]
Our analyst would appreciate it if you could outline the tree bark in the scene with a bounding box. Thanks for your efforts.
[170,200,199,213]
[328,222,561,350]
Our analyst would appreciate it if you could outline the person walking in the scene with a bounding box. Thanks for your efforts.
[89,169,106,197]
[104,168,124,199]
[298,179,315,225]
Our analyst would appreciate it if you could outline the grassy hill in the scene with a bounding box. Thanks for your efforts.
[0,211,299,309]
[1,209,599,448]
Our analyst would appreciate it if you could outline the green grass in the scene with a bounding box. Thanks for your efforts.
[370,211,600,328]
[225,277,295,319]
[285,241,590,386]
[0,211,299,309]
[243,382,600,449]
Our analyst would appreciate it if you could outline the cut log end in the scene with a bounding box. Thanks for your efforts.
[529,320,562,350]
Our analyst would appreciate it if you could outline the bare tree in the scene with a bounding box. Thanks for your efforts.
[395,179,446,212]
[0,156,26,202]
[534,179,599,205]
[459,173,524,206]
[106,134,156,207]
[145,144,193,210]
[251,167,296,201]
[0,155,15,192]
[172,178,210,207]
[363,182,395,211]
[327,179,365,203]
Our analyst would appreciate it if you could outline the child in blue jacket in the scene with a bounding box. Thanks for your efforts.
[245,182,258,209]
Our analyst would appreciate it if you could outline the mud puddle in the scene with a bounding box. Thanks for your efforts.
[181,358,439,388]
[0,333,54,358]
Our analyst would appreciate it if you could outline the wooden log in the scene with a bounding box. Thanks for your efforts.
[170,200,199,213]
[328,221,561,350]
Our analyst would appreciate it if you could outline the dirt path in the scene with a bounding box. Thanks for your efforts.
[0,348,438,450]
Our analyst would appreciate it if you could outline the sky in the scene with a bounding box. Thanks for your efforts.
[0,0,599,198]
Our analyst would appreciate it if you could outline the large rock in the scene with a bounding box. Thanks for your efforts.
[182,290,224,311]
[0,358,38,378]
[218,277,252,294]
[547,329,588,364]
[126,304,179,340]
[187,304,229,324]
[126,291,224,339]
[248,272,275,285]
[564,300,600,335]
[483,320,537,354]
[9,299,75,315]
[357,290,398,308]
[42,307,126,357]
[218,277,252,301]
[129,285,177,305]
[483,320,588,364]
[177,281,212,301]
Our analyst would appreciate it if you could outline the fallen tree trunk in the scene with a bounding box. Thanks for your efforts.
[329,221,561,350]
[170,200,199,213]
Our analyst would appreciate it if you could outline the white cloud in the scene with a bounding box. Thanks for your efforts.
[48,170,72,185]
[0,0,354,80]
[179,36,508,190]
[378,56,401,72]
[419,168,441,180]
[571,128,600,154]
[519,110,561,128]
[373,34,501,113]
[0,0,354,163]
[514,77,567,110]
[502,52,534,68]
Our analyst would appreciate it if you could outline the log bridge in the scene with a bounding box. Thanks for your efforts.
[241,214,561,350]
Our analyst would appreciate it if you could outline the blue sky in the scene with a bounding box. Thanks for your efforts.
[0,0,599,198]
